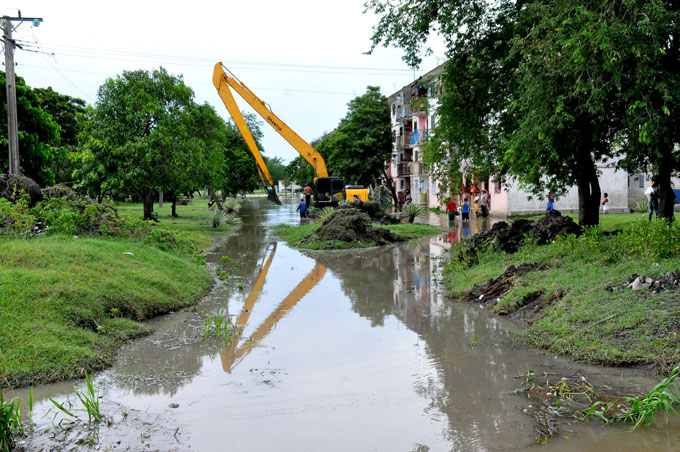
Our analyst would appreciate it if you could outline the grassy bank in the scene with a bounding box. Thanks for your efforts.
[273,222,443,250]
[0,198,233,389]
[443,213,680,369]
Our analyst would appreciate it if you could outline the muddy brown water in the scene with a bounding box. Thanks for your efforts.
[12,197,680,451]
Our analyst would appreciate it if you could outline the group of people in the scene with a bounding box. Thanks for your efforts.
[445,189,490,221]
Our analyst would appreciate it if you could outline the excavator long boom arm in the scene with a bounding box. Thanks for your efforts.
[213,62,329,179]
[212,64,281,204]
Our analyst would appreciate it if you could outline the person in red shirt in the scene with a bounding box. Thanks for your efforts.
[446,198,458,222]
[303,185,312,209]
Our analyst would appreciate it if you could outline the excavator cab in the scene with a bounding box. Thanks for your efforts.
[314,177,345,206]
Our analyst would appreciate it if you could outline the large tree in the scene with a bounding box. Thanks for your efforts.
[0,72,59,186]
[86,68,197,219]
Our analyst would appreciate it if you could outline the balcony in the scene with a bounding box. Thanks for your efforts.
[409,129,429,145]
[395,134,413,150]
[397,162,412,176]
[395,105,410,121]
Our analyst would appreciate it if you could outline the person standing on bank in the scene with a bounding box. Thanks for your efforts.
[645,181,659,221]
[446,198,457,222]
[546,195,555,212]
[303,185,313,209]
[296,195,308,219]
[480,189,489,218]
[601,193,610,214]
[461,197,470,221]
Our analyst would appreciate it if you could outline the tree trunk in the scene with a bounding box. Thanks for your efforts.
[576,160,600,227]
[656,162,675,222]
[380,168,400,207]
[142,190,155,221]
[208,190,224,210]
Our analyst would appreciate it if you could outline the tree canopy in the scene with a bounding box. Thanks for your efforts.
[367,0,680,224]
[0,72,59,186]
[325,86,393,188]
[34,87,88,185]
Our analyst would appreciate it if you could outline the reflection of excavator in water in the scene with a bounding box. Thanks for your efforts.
[221,242,326,372]
[212,62,370,207]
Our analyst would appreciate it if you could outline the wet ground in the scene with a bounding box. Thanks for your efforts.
[13,196,680,451]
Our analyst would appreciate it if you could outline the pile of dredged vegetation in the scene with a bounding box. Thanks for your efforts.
[459,210,582,260]
[300,204,401,249]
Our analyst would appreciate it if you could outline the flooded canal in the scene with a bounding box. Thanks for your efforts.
[15,197,680,451]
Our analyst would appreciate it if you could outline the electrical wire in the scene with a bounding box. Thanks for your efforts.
[17,63,357,96]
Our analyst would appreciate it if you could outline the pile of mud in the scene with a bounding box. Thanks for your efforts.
[0,173,43,206]
[607,268,680,293]
[463,210,581,256]
[303,205,401,248]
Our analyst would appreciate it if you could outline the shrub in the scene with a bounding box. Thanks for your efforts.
[316,207,335,222]
[0,196,34,237]
[402,203,427,223]
[223,197,242,214]
[631,200,649,214]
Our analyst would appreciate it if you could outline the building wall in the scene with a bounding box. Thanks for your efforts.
[502,166,630,215]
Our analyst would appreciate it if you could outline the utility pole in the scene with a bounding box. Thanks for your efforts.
[2,12,43,175]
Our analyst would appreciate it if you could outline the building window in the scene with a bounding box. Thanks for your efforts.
[494,179,502,194]
[639,173,645,188]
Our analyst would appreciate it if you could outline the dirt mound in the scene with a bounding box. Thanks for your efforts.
[606,268,680,293]
[0,173,43,206]
[337,201,400,224]
[303,206,401,248]
[464,210,581,255]
[42,184,88,201]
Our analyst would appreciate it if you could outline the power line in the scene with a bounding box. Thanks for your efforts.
[17,63,357,96]
[25,41,417,73]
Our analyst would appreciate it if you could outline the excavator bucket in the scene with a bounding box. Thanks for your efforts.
[266,187,282,205]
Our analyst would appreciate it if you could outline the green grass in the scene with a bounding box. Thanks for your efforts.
[272,222,443,250]
[0,197,235,389]
[113,198,225,249]
[443,217,680,368]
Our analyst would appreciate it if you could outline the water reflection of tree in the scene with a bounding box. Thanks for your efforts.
[319,239,536,448]
[314,249,397,326]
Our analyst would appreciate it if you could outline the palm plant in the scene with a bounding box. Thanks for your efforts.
[316,207,335,222]
[402,203,426,223]
[631,200,648,214]
[223,197,242,214]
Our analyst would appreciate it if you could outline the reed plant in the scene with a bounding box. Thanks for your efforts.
[0,392,23,452]
[50,373,102,423]
[622,366,680,430]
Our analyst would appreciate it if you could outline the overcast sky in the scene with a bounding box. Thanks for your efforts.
[5,1,445,164]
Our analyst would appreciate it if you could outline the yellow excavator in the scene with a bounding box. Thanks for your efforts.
[212,62,370,207]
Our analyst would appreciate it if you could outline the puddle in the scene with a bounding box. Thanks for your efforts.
[12,197,679,451]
